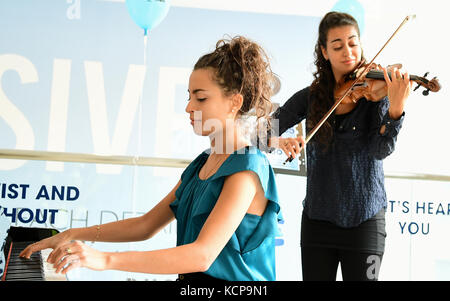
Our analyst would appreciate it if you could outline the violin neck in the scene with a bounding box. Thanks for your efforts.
[365,70,426,84]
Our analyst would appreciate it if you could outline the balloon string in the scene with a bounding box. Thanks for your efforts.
[139,32,147,156]
[131,31,147,214]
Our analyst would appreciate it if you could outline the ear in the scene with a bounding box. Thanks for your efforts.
[231,93,243,113]
[320,45,329,61]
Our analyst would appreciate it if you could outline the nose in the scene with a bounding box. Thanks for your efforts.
[343,45,352,58]
[185,98,193,113]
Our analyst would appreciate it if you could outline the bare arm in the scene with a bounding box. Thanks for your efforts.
[68,180,179,242]
[19,180,180,258]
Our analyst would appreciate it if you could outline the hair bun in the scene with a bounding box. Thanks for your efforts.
[194,36,275,126]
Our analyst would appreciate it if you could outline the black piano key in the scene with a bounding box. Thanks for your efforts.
[6,271,44,281]
[5,241,44,281]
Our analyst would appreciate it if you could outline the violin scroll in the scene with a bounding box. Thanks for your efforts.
[412,72,441,96]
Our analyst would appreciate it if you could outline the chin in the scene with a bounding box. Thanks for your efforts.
[192,127,212,137]
[343,64,357,73]
[192,129,207,136]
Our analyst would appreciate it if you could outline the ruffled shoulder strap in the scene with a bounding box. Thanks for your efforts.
[211,146,280,214]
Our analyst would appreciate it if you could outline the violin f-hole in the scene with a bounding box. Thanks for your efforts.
[353,82,368,89]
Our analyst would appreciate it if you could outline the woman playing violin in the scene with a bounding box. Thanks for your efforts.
[267,11,412,281]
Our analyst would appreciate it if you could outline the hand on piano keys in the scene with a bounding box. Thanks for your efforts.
[21,236,108,276]
[3,241,66,281]
[2,227,67,281]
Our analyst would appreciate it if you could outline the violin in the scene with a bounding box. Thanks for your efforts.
[335,63,441,104]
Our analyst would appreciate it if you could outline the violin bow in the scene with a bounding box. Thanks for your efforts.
[284,15,416,164]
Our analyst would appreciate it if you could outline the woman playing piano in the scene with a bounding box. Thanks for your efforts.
[20,36,282,281]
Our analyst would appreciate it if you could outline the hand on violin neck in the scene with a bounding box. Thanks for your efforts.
[382,66,411,120]
[386,63,403,71]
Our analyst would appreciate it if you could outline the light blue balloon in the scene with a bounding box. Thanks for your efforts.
[126,0,171,35]
[332,0,365,35]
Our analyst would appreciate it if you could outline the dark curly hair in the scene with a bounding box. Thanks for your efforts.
[194,36,277,128]
[308,11,364,148]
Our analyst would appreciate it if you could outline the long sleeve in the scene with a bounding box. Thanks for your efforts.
[271,87,310,137]
[254,87,310,152]
[367,97,405,160]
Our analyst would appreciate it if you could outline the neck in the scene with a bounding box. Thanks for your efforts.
[209,122,248,155]
[333,69,345,84]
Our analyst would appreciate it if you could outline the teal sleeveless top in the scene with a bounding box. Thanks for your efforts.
[170,146,282,281]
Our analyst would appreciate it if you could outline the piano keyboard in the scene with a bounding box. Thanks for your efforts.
[40,248,67,281]
[0,211,9,277]
[3,241,66,281]
[1,226,67,281]
[5,241,44,280]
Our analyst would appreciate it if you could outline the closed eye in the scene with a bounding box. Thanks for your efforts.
[186,97,207,102]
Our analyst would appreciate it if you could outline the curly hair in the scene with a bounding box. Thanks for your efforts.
[308,11,364,149]
[194,36,277,128]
